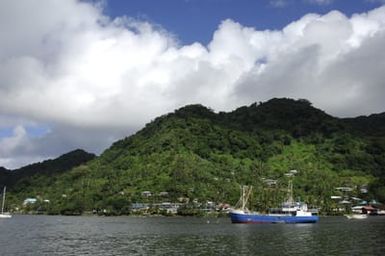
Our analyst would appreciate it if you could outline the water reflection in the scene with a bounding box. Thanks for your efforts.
[1,215,385,255]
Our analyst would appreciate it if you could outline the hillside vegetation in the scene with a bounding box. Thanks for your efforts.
[3,98,385,215]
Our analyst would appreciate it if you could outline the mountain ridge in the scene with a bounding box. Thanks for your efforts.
[4,98,385,215]
[0,149,96,188]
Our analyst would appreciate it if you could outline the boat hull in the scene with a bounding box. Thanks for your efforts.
[230,212,319,224]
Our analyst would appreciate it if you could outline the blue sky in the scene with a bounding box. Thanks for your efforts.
[104,0,385,44]
[1,0,385,169]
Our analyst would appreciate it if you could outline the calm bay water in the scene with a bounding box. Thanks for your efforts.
[1,215,385,255]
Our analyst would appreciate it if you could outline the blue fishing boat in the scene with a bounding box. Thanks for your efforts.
[230,203,319,224]
[229,172,319,224]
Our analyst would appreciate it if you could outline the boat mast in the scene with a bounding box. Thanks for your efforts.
[1,186,6,214]
[241,185,252,210]
[239,185,243,209]
[287,178,294,204]
[235,185,253,211]
[285,170,297,205]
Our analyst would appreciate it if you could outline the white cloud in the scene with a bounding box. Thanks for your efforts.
[234,8,385,115]
[0,126,42,168]
[1,1,385,168]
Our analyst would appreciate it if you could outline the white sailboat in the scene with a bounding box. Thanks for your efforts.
[0,186,12,218]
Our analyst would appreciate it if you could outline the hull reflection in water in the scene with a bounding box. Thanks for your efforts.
[345,214,368,220]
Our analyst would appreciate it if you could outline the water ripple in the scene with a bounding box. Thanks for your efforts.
[1,215,385,255]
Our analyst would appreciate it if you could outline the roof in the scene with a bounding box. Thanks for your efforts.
[362,205,376,211]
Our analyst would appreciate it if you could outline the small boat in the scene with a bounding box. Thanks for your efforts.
[0,186,12,218]
[229,174,319,224]
[345,214,367,220]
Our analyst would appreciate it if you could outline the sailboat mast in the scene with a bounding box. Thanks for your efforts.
[1,187,6,214]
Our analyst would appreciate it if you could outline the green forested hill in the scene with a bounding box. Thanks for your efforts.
[4,98,385,215]
[343,113,385,136]
[1,149,96,206]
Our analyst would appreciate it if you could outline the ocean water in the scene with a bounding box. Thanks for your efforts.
[1,215,384,255]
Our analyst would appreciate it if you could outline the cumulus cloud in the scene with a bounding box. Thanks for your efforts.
[0,126,42,168]
[233,8,385,115]
[1,0,385,168]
